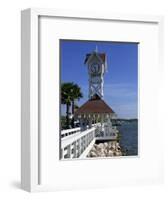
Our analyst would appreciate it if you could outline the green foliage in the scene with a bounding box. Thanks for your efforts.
[61,82,83,129]
[61,116,72,130]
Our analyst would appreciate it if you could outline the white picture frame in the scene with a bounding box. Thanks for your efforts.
[21,8,164,192]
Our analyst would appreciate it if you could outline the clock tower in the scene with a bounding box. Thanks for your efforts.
[84,51,107,99]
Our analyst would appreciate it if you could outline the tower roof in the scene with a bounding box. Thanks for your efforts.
[84,52,106,64]
[75,98,115,115]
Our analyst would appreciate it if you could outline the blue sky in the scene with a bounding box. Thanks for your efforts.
[60,40,138,119]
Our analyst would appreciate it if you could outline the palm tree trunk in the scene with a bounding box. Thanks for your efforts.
[71,100,75,128]
[66,103,70,128]
[72,100,74,115]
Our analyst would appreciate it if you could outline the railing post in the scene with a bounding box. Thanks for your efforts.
[81,137,83,154]
[61,127,96,159]
[73,141,77,158]
[86,135,88,147]
[77,139,80,158]
[67,145,71,158]
[87,133,89,146]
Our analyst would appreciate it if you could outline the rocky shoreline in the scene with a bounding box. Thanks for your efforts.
[87,141,122,157]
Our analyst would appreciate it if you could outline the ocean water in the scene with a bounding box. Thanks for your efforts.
[118,121,138,156]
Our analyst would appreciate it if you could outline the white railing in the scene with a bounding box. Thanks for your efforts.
[61,123,101,138]
[61,127,81,138]
[61,123,118,159]
[61,127,96,159]
[95,123,118,139]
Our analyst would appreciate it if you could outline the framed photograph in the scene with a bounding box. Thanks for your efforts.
[21,8,164,192]
[60,39,138,159]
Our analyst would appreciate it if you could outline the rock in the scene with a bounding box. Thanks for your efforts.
[97,143,104,149]
[108,142,112,149]
[116,142,120,148]
[111,143,116,150]
[88,140,123,158]
[107,150,114,156]
[104,142,108,148]
[100,148,105,153]
[96,148,105,156]
[114,151,122,156]
[98,152,106,157]
[104,149,108,156]
[90,151,97,157]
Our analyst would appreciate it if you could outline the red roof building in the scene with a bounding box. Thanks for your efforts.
[75,95,114,115]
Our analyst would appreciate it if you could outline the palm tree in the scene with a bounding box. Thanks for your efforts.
[70,84,83,127]
[61,82,83,129]
[61,82,73,129]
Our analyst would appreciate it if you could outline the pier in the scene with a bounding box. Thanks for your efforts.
[61,123,119,159]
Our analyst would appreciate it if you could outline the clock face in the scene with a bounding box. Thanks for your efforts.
[91,63,100,74]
